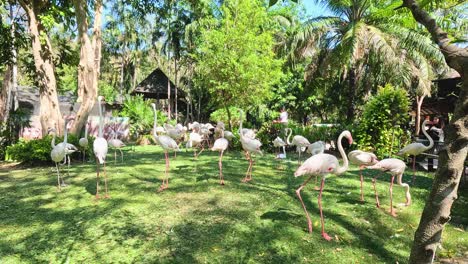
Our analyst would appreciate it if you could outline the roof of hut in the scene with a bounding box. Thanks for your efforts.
[131,68,183,99]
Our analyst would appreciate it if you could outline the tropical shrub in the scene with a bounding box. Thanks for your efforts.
[209,107,244,128]
[120,95,167,136]
[5,134,94,163]
[354,84,411,158]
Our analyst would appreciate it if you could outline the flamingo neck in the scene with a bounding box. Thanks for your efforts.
[63,120,68,144]
[51,132,56,148]
[396,172,411,204]
[221,129,225,138]
[336,132,349,175]
[421,121,434,150]
[84,122,88,138]
[98,100,103,138]
[286,128,292,145]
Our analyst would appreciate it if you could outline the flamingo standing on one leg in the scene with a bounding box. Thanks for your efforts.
[79,121,89,162]
[212,129,229,185]
[397,120,434,184]
[286,128,310,164]
[239,110,263,183]
[186,130,204,158]
[366,158,411,217]
[151,103,179,192]
[348,150,379,202]
[294,130,353,241]
[93,96,109,199]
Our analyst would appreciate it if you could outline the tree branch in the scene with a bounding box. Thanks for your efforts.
[401,0,468,74]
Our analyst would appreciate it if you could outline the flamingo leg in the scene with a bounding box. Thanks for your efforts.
[295,175,315,233]
[318,178,332,241]
[219,150,225,185]
[56,163,61,192]
[242,152,252,182]
[359,165,365,202]
[114,149,117,164]
[95,158,100,199]
[389,174,396,217]
[198,145,205,157]
[103,161,110,198]
[63,156,70,186]
[411,156,416,185]
[119,148,124,163]
[249,157,254,180]
[298,149,301,165]
[372,175,380,208]
[159,152,169,192]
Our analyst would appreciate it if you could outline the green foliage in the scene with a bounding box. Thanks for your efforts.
[0,108,31,159]
[355,84,411,158]
[209,106,243,127]
[56,64,77,94]
[120,95,166,136]
[99,80,118,104]
[194,0,283,124]
[5,134,92,163]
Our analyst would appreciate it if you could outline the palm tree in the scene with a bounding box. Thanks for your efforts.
[286,0,446,120]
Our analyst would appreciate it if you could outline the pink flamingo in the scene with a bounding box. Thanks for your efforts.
[294,130,353,241]
[211,129,229,185]
[239,110,263,183]
[348,150,379,201]
[397,120,434,184]
[366,158,411,217]
[151,103,179,192]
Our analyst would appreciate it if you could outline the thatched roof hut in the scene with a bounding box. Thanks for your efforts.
[131,68,184,99]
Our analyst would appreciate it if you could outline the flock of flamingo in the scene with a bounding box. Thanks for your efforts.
[48,96,434,240]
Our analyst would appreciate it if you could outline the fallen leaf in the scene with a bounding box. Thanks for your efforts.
[454,227,464,232]
[335,248,342,252]
[396,228,404,232]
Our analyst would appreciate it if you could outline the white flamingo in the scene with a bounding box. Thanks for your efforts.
[223,131,235,141]
[367,158,411,217]
[307,141,327,156]
[294,130,353,241]
[108,130,126,164]
[348,150,379,201]
[93,96,109,199]
[49,119,72,191]
[78,121,89,162]
[397,119,434,184]
[152,103,180,191]
[212,129,229,185]
[239,110,263,183]
[186,130,204,158]
[272,136,287,158]
[286,128,310,164]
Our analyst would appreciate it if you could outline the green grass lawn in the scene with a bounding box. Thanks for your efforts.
[1,145,467,263]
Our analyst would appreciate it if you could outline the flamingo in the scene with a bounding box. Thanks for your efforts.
[212,129,229,185]
[108,130,126,164]
[151,103,180,192]
[272,136,287,158]
[286,128,310,164]
[93,96,109,199]
[186,130,204,158]
[366,158,411,217]
[78,121,89,162]
[239,110,263,183]
[307,141,327,156]
[223,131,235,141]
[397,119,434,184]
[294,130,353,241]
[348,150,379,201]
[49,119,72,191]
[241,128,256,139]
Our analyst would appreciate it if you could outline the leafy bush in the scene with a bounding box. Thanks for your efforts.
[0,108,32,159]
[209,106,244,129]
[5,134,94,163]
[354,84,411,158]
[120,95,167,136]
[255,120,342,152]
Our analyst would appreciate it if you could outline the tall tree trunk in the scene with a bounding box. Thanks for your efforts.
[0,67,12,122]
[174,57,178,122]
[10,1,18,113]
[19,0,63,136]
[225,105,232,131]
[70,0,103,135]
[401,1,468,263]
[415,94,426,136]
[167,79,171,120]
